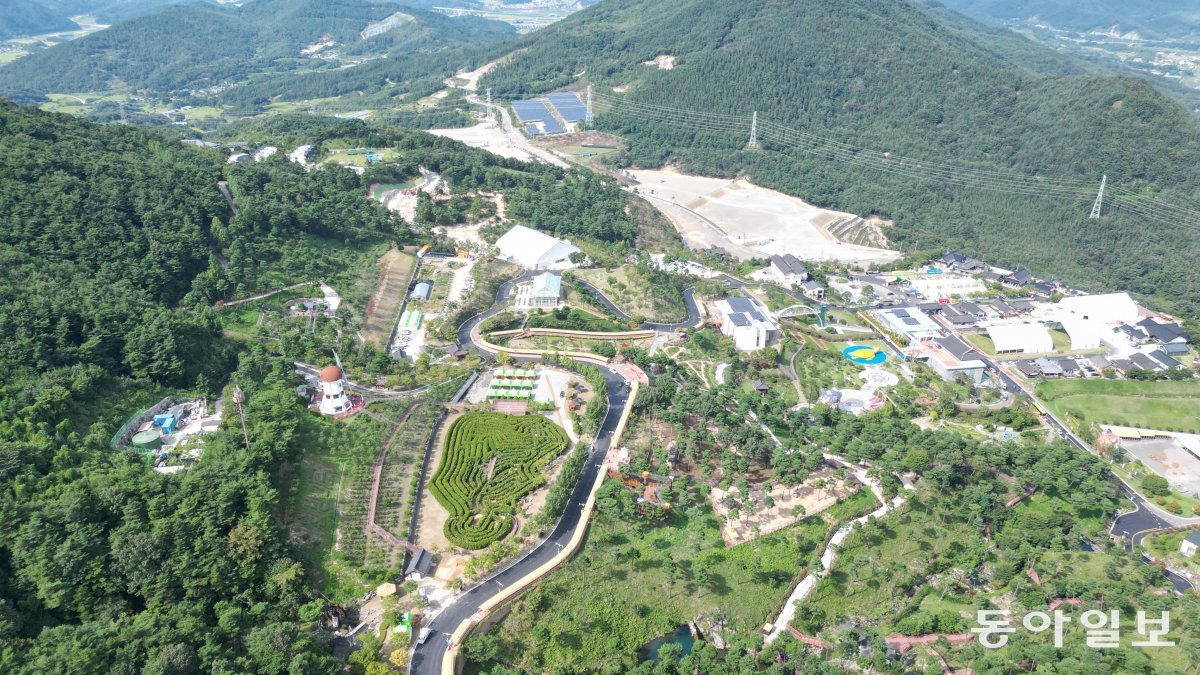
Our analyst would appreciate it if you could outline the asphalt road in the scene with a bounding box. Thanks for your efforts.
[408,367,629,674]
[415,271,632,675]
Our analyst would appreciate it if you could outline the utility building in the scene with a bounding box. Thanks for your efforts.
[494,225,581,270]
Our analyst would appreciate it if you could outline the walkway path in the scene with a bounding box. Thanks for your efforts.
[764,466,915,644]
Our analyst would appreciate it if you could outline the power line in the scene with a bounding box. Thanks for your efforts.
[588,91,1200,228]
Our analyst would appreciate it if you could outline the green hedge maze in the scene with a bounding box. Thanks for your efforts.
[429,412,570,549]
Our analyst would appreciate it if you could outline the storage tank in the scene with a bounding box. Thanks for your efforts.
[131,430,162,450]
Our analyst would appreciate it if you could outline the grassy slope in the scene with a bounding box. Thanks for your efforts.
[1037,378,1200,432]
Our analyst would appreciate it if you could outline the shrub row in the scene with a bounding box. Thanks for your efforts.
[429,412,569,548]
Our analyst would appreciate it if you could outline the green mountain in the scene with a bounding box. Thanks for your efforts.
[0,0,75,38]
[480,0,1200,316]
[0,0,514,98]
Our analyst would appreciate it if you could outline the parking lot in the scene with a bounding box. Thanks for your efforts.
[1123,437,1200,498]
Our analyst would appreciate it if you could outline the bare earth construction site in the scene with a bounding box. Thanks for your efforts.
[630,168,900,265]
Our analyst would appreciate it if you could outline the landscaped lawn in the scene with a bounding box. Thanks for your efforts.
[1036,379,1200,433]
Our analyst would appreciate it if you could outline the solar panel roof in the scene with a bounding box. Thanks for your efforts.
[512,99,551,122]
[524,123,542,136]
[547,92,587,122]
[541,117,565,134]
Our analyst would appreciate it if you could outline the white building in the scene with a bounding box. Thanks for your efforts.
[518,272,562,308]
[767,254,810,286]
[494,225,581,270]
[1057,292,1139,325]
[318,365,352,416]
[227,153,251,165]
[876,307,942,343]
[1182,531,1200,558]
[715,297,778,351]
[914,336,987,384]
[1058,318,1102,350]
[987,323,1054,354]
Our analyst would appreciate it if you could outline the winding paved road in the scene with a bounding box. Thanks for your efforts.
[411,273,632,675]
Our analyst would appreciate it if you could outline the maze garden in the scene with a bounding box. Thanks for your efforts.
[429,412,569,549]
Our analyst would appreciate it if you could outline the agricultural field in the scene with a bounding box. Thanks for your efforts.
[282,404,399,600]
[429,412,569,549]
[1036,378,1200,433]
[362,247,416,347]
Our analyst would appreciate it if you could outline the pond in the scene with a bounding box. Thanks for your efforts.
[638,625,695,662]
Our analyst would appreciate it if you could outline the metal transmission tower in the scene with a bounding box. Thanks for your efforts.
[748,111,758,148]
[1090,174,1106,219]
[585,85,594,125]
[485,88,495,124]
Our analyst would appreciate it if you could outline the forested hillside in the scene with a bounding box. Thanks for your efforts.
[0,101,309,673]
[0,0,75,39]
[481,0,1200,316]
[0,0,513,99]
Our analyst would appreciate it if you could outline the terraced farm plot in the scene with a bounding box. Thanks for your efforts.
[429,412,569,549]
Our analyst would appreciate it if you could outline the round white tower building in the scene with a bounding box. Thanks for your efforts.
[318,365,351,416]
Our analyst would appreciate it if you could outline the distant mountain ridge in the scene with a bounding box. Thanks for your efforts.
[0,0,76,39]
[0,0,514,96]
[479,0,1200,315]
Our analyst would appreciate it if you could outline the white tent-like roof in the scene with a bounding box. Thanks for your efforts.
[987,323,1054,354]
[1058,318,1102,350]
[1057,292,1139,325]
[494,225,581,270]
